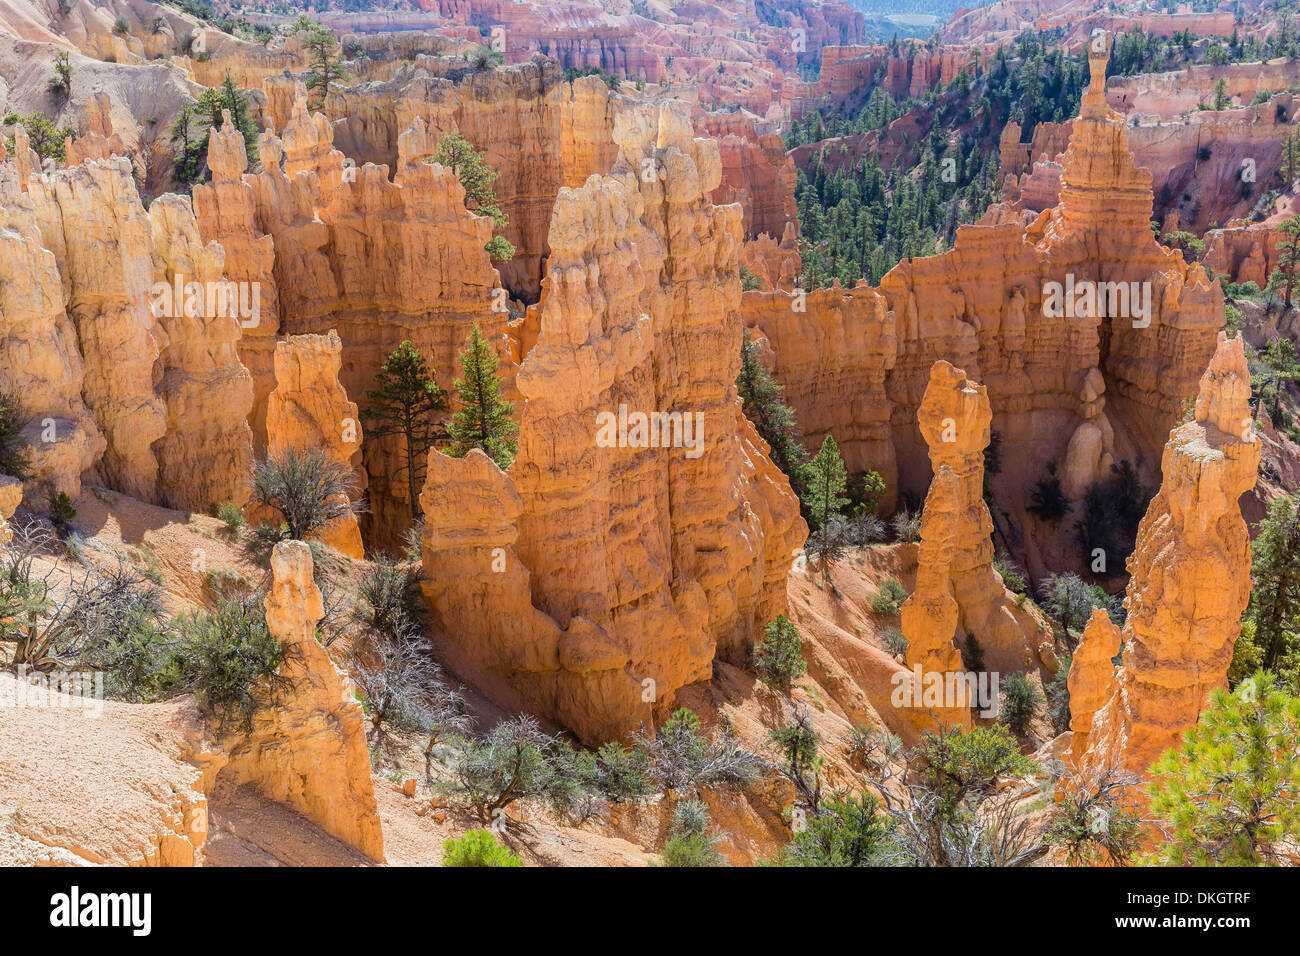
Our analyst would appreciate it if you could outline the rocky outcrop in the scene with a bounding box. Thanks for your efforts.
[419,101,806,745]
[1067,607,1122,762]
[701,112,798,241]
[265,332,366,560]
[1080,333,1260,780]
[190,541,384,861]
[148,193,255,512]
[191,116,280,452]
[900,361,1045,680]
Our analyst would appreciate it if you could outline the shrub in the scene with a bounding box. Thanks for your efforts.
[1045,654,1072,734]
[1048,759,1144,866]
[1038,572,1112,632]
[637,708,762,792]
[869,577,907,615]
[441,829,522,867]
[252,446,358,541]
[594,742,653,802]
[843,511,886,545]
[0,390,31,480]
[349,622,441,736]
[881,627,908,658]
[993,554,1026,595]
[961,633,985,672]
[1027,470,1069,523]
[890,508,921,542]
[170,592,290,733]
[661,798,726,867]
[847,469,886,514]
[49,491,76,528]
[770,794,889,866]
[739,266,765,291]
[998,671,1041,733]
[1073,460,1152,576]
[353,555,420,639]
[113,14,131,35]
[202,565,248,599]
[751,614,806,692]
[214,501,244,533]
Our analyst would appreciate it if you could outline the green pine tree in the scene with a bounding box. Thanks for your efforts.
[737,328,808,492]
[802,434,849,586]
[1147,671,1300,866]
[447,324,518,470]
[363,341,448,520]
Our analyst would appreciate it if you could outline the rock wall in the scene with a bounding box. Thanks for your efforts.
[1080,333,1259,781]
[322,62,620,301]
[419,101,806,745]
[193,91,508,547]
[0,141,254,512]
[700,112,798,242]
[148,193,255,512]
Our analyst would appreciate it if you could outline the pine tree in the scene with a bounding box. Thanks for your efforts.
[737,328,808,492]
[1282,129,1300,186]
[301,24,350,111]
[447,324,518,470]
[1268,216,1300,309]
[429,132,506,228]
[1244,493,1300,672]
[1148,671,1300,865]
[802,435,849,586]
[363,341,448,520]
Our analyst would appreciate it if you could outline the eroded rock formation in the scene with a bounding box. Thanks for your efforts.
[900,361,1046,681]
[744,33,1224,580]
[419,101,806,745]
[1067,607,1122,762]
[190,541,384,861]
[1080,333,1260,780]
[193,91,507,546]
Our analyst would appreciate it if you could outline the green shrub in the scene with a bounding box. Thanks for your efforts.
[441,829,522,867]
[661,798,725,867]
[0,390,31,480]
[50,491,77,527]
[869,577,907,615]
[595,742,653,802]
[751,614,806,692]
[881,626,908,658]
[890,508,921,542]
[252,446,358,541]
[170,593,290,733]
[993,554,1026,595]
[215,501,244,533]
[998,671,1041,733]
[770,794,889,866]
[961,633,985,672]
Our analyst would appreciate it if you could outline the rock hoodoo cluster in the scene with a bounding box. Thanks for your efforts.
[419,102,806,745]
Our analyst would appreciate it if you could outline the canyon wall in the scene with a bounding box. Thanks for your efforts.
[419,101,806,745]
[744,36,1224,578]
[322,62,620,301]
